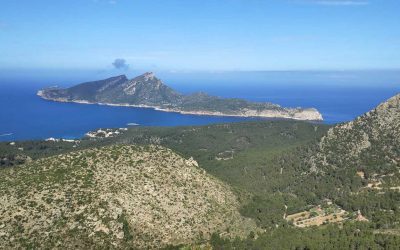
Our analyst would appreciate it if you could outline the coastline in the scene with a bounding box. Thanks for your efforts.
[37,91,323,121]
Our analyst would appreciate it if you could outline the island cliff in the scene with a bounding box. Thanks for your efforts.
[37,72,323,121]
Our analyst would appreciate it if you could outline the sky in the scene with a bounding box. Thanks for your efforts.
[0,0,400,71]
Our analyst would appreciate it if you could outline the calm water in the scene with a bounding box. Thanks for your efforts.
[0,70,399,141]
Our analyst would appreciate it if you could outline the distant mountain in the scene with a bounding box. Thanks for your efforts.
[38,73,181,105]
[309,93,400,173]
[38,72,323,121]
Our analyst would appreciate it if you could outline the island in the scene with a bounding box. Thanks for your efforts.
[37,72,323,121]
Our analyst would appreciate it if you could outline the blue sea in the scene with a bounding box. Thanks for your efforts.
[1,70,399,141]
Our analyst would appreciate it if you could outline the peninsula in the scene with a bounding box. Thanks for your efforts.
[37,72,323,121]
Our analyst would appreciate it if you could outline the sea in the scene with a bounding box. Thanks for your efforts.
[1,70,399,141]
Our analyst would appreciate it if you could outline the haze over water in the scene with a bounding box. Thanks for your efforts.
[0,70,399,141]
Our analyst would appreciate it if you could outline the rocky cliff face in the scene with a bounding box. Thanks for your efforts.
[308,93,400,173]
[38,72,323,121]
[0,145,257,249]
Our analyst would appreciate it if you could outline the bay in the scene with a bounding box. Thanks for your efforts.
[1,70,399,141]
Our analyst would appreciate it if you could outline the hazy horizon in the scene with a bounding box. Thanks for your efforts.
[1,68,400,88]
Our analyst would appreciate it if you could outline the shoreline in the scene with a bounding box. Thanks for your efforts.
[37,91,323,121]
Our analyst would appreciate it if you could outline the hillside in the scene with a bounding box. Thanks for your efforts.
[207,95,400,249]
[0,120,330,232]
[2,94,400,248]
[38,72,323,121]
[0,145,257,249]
[282,93,400,230]
[309,93,400,174]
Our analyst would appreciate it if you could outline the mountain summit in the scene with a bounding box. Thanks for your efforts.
[38,72,323,121]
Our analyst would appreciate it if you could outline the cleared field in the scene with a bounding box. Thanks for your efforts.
[286,205,348,228]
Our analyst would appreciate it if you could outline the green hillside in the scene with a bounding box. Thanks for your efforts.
[1,94,400,249]
[0,145,256,249]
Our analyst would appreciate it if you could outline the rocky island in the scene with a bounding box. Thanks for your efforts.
[37,72,323,121]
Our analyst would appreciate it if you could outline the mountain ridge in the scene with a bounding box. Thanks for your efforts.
[38,72,323,121]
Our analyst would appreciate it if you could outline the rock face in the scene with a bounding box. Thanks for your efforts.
[38,72,323,121]
[0,145,257,249]
[309,93,400,173]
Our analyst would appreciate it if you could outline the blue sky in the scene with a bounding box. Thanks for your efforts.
[0,0,399,71]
